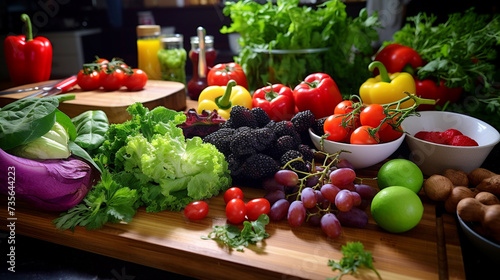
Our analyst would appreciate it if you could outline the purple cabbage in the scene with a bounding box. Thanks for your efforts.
[0,148,96,211]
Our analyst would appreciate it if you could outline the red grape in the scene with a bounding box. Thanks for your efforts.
[269,199,290,222]
[287,201,306,227]
[320,183,340,203]
[300,187,317,208]
[274,170,299,187]
[335,189,354,212]
[321,213,342,238]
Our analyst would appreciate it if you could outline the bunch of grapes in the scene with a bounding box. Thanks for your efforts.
[262,151,377,238]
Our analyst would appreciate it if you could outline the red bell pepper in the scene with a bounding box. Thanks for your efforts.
[415,79,463,110]
[374,43,423,74]
[4,14,52,86]
[293,73,342,119]
[252,84,295,121]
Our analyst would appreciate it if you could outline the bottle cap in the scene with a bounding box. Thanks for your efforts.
[136,25,161,37]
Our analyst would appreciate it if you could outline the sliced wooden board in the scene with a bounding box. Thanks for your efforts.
[0,163,466,280]
[0,80,187,123]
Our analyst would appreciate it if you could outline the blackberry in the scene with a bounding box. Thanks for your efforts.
[280,150,308,173]
[253,127,276,151]
[291,110,316,134]
[237,153,280,180]
[298,144,314,163]
[275,135,299,155]
[251,107,271,127]
[203,128,236,156]
[229,105,258,128]
[229,129,258,157]
[226,153,242,177]
[313,117,327,136]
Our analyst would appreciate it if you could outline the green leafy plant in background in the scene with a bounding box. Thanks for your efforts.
[221,0,379,95]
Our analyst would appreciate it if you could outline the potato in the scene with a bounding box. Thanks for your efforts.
[442,169,469,186]
[468,168,497,186]
[476,175,500,196]
[475,191,500,205]
[423,175,454,202]
[444,186,475,213]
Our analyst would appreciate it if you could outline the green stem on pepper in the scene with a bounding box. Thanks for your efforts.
[368,61,391,83]
[21,14,33,41]
[215,80,236,110]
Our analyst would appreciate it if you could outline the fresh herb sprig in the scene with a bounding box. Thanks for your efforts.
[328,241,382,280]
[202,214,270,252]
[54,170,139,231]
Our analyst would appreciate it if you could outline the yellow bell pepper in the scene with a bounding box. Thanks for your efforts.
[360,61,416,109]
[197,80,252,120]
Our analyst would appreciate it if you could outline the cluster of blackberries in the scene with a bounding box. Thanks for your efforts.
[203,106,324,183]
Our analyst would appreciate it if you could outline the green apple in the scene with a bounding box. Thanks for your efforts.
[371,186,424,233]
[377,159,423,193]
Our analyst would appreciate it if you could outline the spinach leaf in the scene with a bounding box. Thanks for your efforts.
[0,95,75,150]
[71,110,109,151]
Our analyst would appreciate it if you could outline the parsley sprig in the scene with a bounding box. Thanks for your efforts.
[202,214,270,252]
[53,170,139,231]
[328,241,382,280]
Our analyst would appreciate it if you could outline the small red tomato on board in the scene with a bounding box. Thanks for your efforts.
[207,62,248,89]
[223,187,244,204]
[100,68,125,91]
[350,125,380,145]
[124,68,148,91]
[246,198,271,221]
[77,69,100,91]
[184,201,209,220]
[226,198,247,224]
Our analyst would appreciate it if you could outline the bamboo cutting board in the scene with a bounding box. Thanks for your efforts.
[0,163,466,280]
[0,79,187,123]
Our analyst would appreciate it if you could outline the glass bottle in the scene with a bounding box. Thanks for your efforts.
[187,33,217,100]
[157,34,187,84]
[136,25,162,80]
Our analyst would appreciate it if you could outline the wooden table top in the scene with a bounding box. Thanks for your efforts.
[0,97,466,280]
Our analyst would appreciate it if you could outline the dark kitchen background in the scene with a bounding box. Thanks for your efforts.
[0,0,496,91]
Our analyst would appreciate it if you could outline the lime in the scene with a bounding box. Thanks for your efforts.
[377,159,423,193]
[371,186,424,233]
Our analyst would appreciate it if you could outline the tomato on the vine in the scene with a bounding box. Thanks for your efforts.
[378,117,403,143]
[77,69,100,91]
[246,198,270,221]
[100,68,125,91]
[207,62,248,89]
[350,125,380,145]
[225,198,247,224]
[334,100,355,115]
[184,201,209,220]
[124,68,148,91]
[324,114,354,142]
[360,104,388,130]
[223,187,244,204]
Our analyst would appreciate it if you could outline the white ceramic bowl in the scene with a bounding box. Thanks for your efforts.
[456,212,500,263]
[401,111,500,176]
[308,128,405,169]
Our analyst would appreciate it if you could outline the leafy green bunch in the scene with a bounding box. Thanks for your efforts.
[221,0,380,94]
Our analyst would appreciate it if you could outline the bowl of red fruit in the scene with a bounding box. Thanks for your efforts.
[401,111,500,176]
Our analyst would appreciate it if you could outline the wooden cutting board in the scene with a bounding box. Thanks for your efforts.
[0,79,187,123]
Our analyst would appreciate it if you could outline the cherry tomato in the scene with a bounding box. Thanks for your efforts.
[184,201,209,220]
[100,69,125,91]
[94,58,109,71]
[324,114,353,143]
[223,187,244,204]
[360,104,388,130]
[77,69,100,91]
[207,62,248,89]
[246,198,271,221]
[350,125,380,145]
[334,100,355,115]
[124,68,148,91]
[225,198,247,224]
[378,117,403,143]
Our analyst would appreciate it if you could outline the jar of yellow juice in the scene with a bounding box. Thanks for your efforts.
[136,25,161,80]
